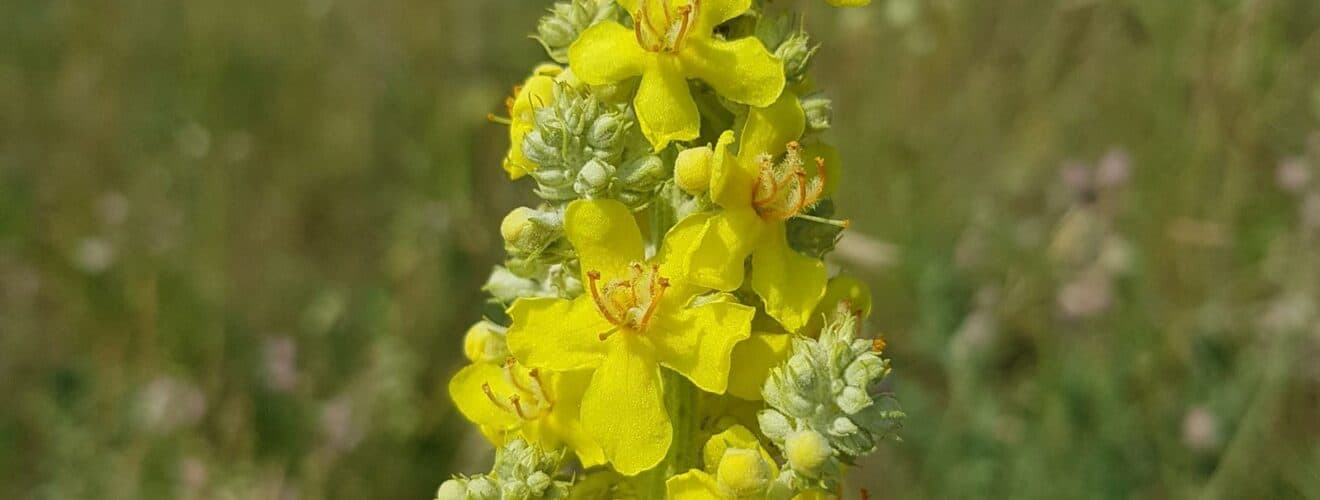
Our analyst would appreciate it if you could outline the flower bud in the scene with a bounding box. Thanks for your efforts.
[526,471,552,492]
[757,410,793,441]
[435,479,468,500]
[536,16,576,52]
[463,322,508,363]
[521,129,560,167]
[675,146,713,194]
[465,476,499,499]
[503,480,529,498]
[588,113,624,149]
[716,449,773,496]
[801,93,833,131]
[534,0,616,64]
[837,386,870,414]
[575,158,615,194]
[785,430,832,475]
[500,207,537,246]
[776,32,818,82]
[843,355,884,387]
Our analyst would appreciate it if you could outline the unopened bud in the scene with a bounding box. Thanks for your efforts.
[465,477,499,499]
[463,322,508,363]
[435,479,468,500]
[801,94,833,131]
[526,471,553,492]
[503,481,529,498]
[576,158,615,194]
[588,113,624,149]
[500,207,537,246]
[776,32,818,82]
[675,146,713,194]
[757,410,793,441]
[785,430,832,474]
[716,449,772,496]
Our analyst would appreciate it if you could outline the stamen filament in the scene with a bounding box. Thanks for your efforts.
[483,383,514,413]
[486,113,512,125]
[793,213,851,228]
[510,394,528,419]
[525,368,551,407]
[502,357,534,395]
[587,270,624,326]
[636,277,670,331]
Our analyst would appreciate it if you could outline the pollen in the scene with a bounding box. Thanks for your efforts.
[587,262,671,335]
[634,0,699,53]
[482,357,554,421]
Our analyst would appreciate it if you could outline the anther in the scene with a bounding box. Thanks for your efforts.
[587,270,623,325]
[872,338,887,353]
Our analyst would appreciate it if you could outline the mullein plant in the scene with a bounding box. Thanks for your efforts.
[441,0,902,498]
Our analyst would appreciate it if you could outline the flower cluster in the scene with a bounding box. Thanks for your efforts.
[442,1,901,498]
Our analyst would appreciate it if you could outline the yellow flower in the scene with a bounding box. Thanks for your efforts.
[449,357,605,466]
[506,199,756,475]
[825,0,870,6]
[501,64,562,180]
[668,92,832,332]
[568,0,785,150]
[666,425,778,499]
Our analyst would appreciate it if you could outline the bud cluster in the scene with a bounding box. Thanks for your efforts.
[522,83,667,208]
[758,304,906,490]
[436,439,571,500]
[535,0,619,64]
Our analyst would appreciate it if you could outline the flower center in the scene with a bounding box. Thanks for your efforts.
[587,262,671,336]
[482,357,554,421]
[751,141,834,222]
[634,0,699,53]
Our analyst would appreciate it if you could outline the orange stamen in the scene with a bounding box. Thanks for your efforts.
[587,270,624,326]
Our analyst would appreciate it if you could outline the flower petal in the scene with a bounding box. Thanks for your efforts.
[751,224,827,332]
[507,297,611,371]
[709,130,755,208]
[503,75,558,180]
[581,339,670,475]
[568,22,649,86]
[635,60,701,150]
[546,370,607,466]
[565,199,646,281]
[739,92,805,165]
[650,298,755,394]
[666,470,726,500]
[726,331,792,400]
[680,209,764,291]
[701,424,778,476]
[695,0,753,33]
[682,36,784,108]
[449,363,520,431]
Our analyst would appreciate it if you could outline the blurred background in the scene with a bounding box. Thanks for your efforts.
[2,0,1319,498]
